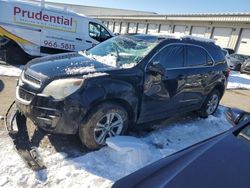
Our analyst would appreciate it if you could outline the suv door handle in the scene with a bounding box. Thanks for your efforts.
[177,74,185,80]
[86,40,92,43]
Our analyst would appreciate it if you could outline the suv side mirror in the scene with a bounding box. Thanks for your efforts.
[147,61,166,76]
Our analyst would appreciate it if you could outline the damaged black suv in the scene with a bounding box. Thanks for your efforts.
[16,34,229,149]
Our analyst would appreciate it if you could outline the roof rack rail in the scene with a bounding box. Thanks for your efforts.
[182,35,215,43]
[152,33,215,43]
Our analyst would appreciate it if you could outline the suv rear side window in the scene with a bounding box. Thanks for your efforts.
[153,45,184,69]
[89,22,111,42]
[186,45,209,67]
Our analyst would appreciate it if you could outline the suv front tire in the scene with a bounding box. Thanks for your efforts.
[79,103,128,149]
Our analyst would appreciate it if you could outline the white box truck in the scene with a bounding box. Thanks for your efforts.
[0,0,114,64]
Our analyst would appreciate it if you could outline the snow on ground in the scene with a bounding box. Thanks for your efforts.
[0,65,23,77]
[227,71,250,90]
[0,106,232,187]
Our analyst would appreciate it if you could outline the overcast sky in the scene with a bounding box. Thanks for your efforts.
[49,0,250,14]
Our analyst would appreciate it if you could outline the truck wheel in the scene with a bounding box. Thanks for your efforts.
[0,37,9,47]
[5,46,30,65]
[79,103,128,150]
[199,89,221,118]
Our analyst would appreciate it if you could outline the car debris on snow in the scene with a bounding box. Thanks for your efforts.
[106,136,161,170]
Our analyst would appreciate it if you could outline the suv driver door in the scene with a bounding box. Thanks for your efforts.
[138,44,187,123]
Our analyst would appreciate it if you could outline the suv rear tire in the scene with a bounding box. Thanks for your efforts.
[199,89,221,118]
[79,103,128,150]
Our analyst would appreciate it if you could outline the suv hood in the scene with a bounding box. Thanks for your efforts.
[24,52,116,80]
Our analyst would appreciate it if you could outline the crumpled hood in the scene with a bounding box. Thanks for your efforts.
[25,52,115,79]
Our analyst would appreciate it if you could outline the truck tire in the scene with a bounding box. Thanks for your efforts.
[199,89,221,118]
[79,103,128,150]
[5,45,31,65]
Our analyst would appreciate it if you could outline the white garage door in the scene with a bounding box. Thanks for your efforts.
[114,22,121,33]
[147,24,158,34]
[128,23,137,33]
[108,22,114,32]
[137,23,147,34]
[103,22,108,27]
[159,24,171,34]
[174,25,186,35]
[191,27,206,37]
[121,22,128,34]
[237,29,250,55]
[212,27,232,48]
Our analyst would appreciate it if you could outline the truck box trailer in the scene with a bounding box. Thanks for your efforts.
[0,0,114,64]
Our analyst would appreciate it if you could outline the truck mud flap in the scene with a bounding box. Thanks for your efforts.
[4,101,46,171]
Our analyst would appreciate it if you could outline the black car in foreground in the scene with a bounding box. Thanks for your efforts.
[16,34,228,149]
[113,111,250,188]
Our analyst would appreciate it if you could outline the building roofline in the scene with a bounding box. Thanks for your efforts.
[27,0,157,15]
[93,13,250,23]
[93,12,250,17]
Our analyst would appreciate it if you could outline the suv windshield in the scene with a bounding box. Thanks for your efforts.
[84,35,159,68]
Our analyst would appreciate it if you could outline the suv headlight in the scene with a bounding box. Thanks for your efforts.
[42,78,83,100]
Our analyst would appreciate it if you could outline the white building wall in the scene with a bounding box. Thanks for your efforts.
[237,29,250,55]
[33,0,250,55]
[97,14,250,55]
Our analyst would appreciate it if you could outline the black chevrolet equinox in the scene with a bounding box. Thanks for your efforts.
[16,34,229,149]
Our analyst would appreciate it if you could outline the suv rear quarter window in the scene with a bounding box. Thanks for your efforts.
[153,45,184,69]
[186,45,210,67]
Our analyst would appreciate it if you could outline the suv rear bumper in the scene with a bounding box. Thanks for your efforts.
[16,87,86,134]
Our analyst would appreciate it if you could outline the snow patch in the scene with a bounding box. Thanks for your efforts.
[80,51,137,69]
[91,54,117,68]
[82,72,109,79]
[79,51,117,68]
[65,65,96,75]
[0,65,23,77]
[227,71,250,90]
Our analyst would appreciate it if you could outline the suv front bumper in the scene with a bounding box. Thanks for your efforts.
[16,86,86,134]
